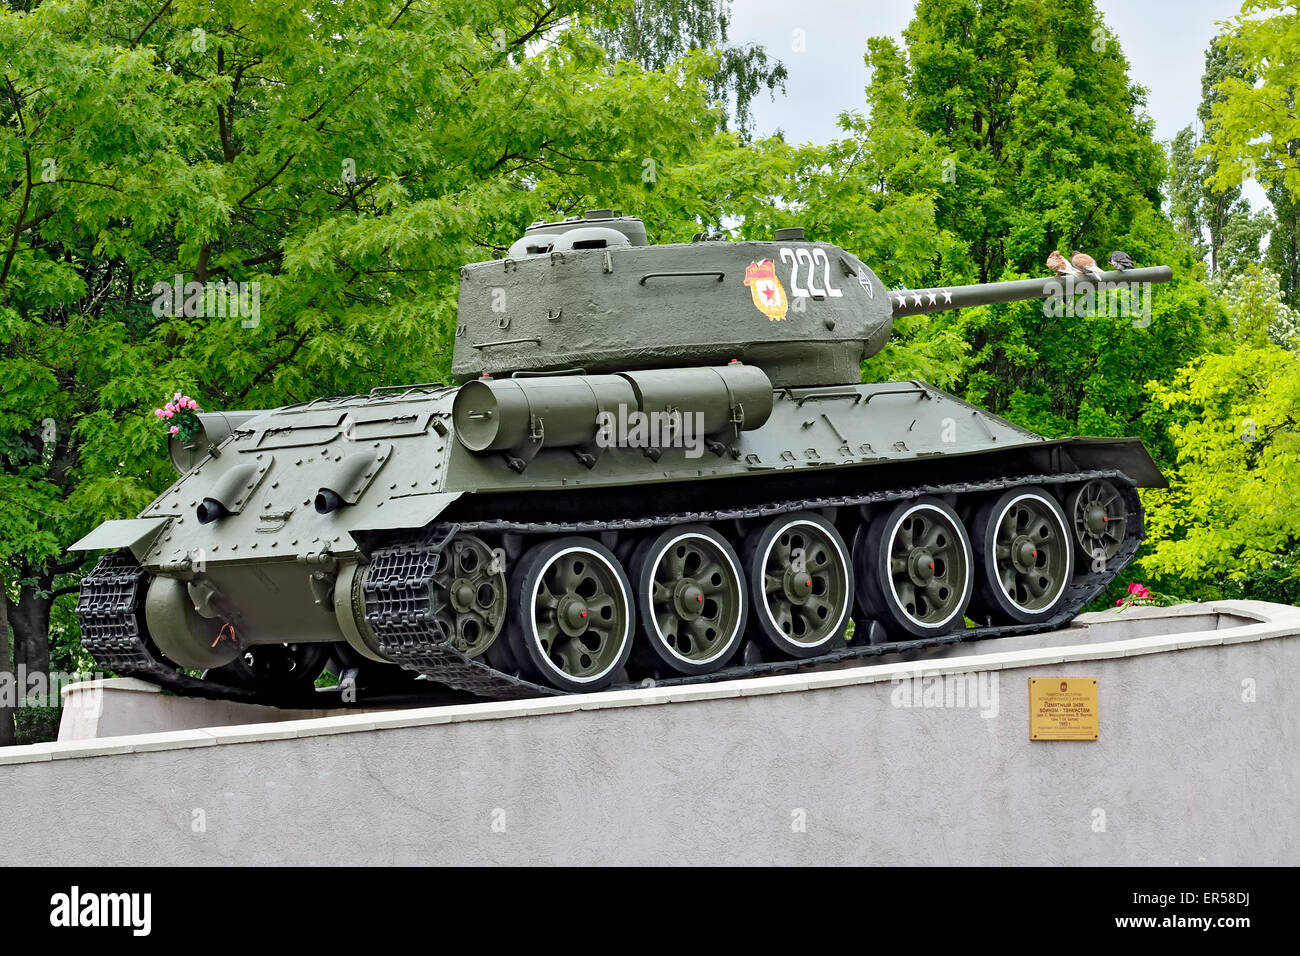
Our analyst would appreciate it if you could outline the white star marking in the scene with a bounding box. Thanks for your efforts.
[927,291,938,306]
[911,292,923,306]
[942,289,953,304]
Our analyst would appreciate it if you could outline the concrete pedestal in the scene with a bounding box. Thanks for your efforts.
[58,678,371,741]
[2,600,1297,865]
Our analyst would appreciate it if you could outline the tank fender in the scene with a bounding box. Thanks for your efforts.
[343,491,464,535]
[67,517,171,560]
[1051,437,1168,489]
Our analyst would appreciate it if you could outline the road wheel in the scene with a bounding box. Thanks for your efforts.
[744,511,852,658]
[1066,479,1127,566]
[631,524,747,676]
[505,536,634,692]
[857,497,972,639]
[971,487,1073,624]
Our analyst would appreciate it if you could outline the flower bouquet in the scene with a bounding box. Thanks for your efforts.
[154,392,202,441]
[1113,581,1180,611]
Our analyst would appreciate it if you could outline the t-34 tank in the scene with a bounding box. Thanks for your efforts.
[72,210,1173,704]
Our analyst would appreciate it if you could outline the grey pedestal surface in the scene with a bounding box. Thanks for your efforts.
[57,678,376,741]
[2,600,1296,865]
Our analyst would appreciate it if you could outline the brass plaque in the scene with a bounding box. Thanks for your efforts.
[1029,678,1098,741]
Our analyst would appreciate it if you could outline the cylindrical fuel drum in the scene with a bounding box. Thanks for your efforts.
[620,365,774,434]
[451,363,774,455]
[452,374,637,453]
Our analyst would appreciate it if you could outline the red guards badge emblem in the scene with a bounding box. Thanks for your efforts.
[744,259,788,321]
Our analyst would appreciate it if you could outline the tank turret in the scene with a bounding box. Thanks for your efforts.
[72,209,1175,705]
[453,210,1171,387]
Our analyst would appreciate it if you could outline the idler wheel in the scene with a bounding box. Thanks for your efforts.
[856,497,972,639]
[971,487,1073,624]
[504,537,634,692]
[744,511,852,658]
[631,524,747,676]
[1065,479,1127,565]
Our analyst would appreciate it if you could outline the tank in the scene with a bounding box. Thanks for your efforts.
[71,210,1173,705]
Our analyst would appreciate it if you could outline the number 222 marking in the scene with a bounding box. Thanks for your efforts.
[779,247,843,298]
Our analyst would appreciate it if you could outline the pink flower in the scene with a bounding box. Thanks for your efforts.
[154,409,164,417]
[169,425,180,435]
[1127,582,1142,595]
[1116,599,1124,606]
[173,391,182,400]
[163,409,174,418]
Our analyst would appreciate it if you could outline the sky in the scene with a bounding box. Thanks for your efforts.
[726,0,1265,206]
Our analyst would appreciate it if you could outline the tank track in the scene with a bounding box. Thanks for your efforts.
[76,549,268,704]
[76,550,469,707]
[75,469,1141,706]
[363,469,1144,701]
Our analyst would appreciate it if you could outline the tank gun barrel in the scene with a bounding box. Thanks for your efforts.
[889,265,1173,317]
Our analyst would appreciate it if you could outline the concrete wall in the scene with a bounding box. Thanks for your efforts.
[57,678,378,741]
[2,601,1296,865]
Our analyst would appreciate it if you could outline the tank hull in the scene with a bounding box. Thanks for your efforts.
[72,377,1162,705]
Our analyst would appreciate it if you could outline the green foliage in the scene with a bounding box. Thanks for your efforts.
[1219,544,1300,605]
[1203,0,1300,198]
[1265,180,1300,307]
[1213,265,1300,348]
[1168,39,1274,280]
[842,0,1212,464]
[1141,11,1300,602]
[0,0,776,677]
[582,0,788,134]
[1142,284,1300,587]
[14,706,59,747]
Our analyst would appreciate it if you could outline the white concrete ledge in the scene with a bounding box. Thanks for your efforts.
[5,600,1297,765]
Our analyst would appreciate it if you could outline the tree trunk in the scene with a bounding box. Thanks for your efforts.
[0,572,17,746]
[10,563,52,681]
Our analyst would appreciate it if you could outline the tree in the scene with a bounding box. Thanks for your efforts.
[0,580,14,746]
[1265,167,1300,307]
[1143,267,1300,591]
[1193,38,1271,279]
[0,0,756,706]
[1203,0,1300,198]
[1215,265,1300,348]
[583,0,788,134]
[1168,120,1269,282]
[860,0,1210,461]
[1168,126,1211,262]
